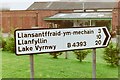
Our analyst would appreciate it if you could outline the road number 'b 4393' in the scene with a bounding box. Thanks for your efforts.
[67,41,86,48]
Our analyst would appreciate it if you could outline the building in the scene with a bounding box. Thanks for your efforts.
[1,1,119,33]
[112,1,120,32]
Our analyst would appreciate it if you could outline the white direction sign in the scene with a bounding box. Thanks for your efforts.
[15,27,111,55]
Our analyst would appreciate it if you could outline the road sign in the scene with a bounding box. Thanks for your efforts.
[14,27,111,55]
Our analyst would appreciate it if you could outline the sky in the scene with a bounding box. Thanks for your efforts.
[0,0,59,10]
[0,0,117,10]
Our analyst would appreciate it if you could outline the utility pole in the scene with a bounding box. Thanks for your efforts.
[82,1,85,12]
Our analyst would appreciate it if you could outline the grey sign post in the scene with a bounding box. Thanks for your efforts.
[29,26,39,80]
[30,54,34,80]
[92,48,96,79]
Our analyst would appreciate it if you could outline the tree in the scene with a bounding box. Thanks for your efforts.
[74,50,91,62]
[49,52,62,59]
[3,36,15,52]
[103,42,120,66]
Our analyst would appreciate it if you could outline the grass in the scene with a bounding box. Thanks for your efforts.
[2,48,118,78]
[0,49,2,79]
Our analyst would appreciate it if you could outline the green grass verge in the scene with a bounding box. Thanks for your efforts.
[0,49,2,79]
[2,48,118,78]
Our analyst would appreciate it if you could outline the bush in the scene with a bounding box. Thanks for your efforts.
[103,42,120,66]
[0,31,6,49]
[74,50,91,62]
[49,52,63,59]
[3,35,15,52]
[2,27,16,52]
[0,37,6,50]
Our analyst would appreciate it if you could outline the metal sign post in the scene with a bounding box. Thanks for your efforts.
[29,26,39,80]
[30,54,34,80]
[65,52,68,59]
[92,48,96,80]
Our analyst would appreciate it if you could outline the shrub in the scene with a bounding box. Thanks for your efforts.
[49,52,63,59]
[0,31,6,49]
[2,27,16,52]
[103,42,120,66]
[3,35,15,52]
[0,37,6,50]
[74,50,91,62]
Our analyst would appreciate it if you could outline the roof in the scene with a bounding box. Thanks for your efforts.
[27,2,116,10]
[44,12,112,20]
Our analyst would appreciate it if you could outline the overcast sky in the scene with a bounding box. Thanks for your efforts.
[0,0,117,10]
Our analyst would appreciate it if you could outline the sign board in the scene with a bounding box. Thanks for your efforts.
[14,27,111,55]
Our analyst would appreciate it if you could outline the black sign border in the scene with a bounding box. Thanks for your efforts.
[14,26,111,56]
